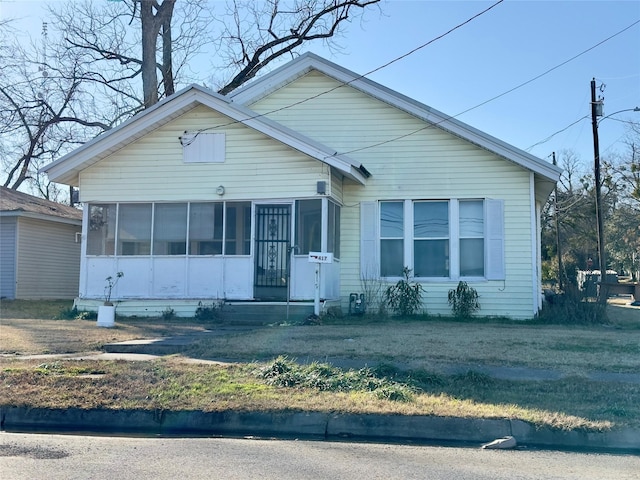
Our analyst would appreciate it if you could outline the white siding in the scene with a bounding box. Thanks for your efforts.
[0,217,17,299]
[251,71,537,319]
[15,217,81,299]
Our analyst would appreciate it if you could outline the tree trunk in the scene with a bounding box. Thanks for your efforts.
[140,1,159,108]
[161,10,175,97]
[140,0,175,108]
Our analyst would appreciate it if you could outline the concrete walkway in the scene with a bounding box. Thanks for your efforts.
[2,328,639,453]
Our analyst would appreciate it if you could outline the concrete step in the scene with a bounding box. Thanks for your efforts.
[221,302,314,325]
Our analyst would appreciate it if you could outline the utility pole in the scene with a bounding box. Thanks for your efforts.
[590,78,607,303]
[552,152,563,291]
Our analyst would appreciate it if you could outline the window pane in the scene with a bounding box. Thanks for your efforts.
[380,202,403,237]
[328,202,335,254]
[225,202,251,255]
[87,204,116,255]
[153,203,187,255]
[117,204,152,255]
[414,239,449,277]
[189,203,222,255]
[460,200,484,237]
[381,239,403,277]
[461,238,484,277]
[296,199,321,254]
[414,201,448,237]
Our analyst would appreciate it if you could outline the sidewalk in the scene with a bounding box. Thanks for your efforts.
[2,330,639,453]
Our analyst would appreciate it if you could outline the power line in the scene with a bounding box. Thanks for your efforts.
[184,0,505,144]
[337,18,640,156]
[526,116,590,151]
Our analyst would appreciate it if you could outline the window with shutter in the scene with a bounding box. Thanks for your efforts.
[373,198,505,281]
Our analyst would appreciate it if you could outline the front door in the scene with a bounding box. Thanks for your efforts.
[254,204,291,301]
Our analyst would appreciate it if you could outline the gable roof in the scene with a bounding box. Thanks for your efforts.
[41,84,370,186]
[231,52,562,194]
[0,186,82,224]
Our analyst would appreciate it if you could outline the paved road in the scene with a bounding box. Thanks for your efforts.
[1,432,638,480]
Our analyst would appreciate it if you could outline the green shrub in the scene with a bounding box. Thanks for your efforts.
[55,306,79,320]
[161,307,176,320]
[384,267,424,316]
[256,356,415,402]
[55,306,96,320]
[447,281,480,318]
[535,288,608,325]
[194,301,223,321]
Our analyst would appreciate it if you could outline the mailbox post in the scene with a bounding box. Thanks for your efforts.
[308,252,333,316]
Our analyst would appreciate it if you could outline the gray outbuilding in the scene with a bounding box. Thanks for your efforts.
[1,186,82,299]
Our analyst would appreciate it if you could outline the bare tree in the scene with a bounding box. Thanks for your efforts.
[2,0,381,195]
[215,0,381,94]
[0,21,112,196]
[49,0,380,104]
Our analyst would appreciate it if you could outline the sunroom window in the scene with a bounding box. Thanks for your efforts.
[153,203,187,255]
[87,204,116,255]
[224,202,251,255]
[296,199,322,254]
[117,203,152,255]
[188,203,223,255]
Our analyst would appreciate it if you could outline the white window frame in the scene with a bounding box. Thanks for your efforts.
[362,198,504,281]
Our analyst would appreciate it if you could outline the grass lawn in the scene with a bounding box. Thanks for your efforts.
[1,299,639,432]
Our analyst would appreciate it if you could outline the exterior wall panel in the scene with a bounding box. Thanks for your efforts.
[251,71,537,319]
[0,217,17,299]
[14,217,81,299]
[79,105,332,203]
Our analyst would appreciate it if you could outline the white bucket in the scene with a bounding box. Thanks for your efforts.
[97,305,116,327]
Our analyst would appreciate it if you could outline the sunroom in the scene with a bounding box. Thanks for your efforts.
[78,196,341,314]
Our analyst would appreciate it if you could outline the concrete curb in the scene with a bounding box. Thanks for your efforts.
[2,407,638,452]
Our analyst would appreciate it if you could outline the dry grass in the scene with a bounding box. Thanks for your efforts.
[1,300,639,432]
[1,356,632,431]
[184,319,640,375]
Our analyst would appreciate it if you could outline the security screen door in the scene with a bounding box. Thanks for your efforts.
[254,204,291,301]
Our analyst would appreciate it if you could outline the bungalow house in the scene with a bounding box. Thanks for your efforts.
[0,186,82,299]
[41,53,561,319]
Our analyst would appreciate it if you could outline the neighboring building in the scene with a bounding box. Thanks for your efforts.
[0,186,82,299]
[41,53,561,319]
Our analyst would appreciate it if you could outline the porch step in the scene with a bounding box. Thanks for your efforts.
[221,302,314,325]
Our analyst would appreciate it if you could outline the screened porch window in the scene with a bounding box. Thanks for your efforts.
[327,201,341,258]
[153,203,187,255]
[117,203,152,255]
[224,202,251,255]
[189,203,223,255]
[296,199,321,254]
[87,204,116,255]
[87,201,251,257]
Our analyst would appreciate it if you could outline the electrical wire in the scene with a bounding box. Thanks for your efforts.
[526,116,590,151]
[185,10,639,160]
[182,0,505,144]
[335,18,640,157]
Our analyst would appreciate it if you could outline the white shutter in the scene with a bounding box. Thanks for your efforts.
[182,132,225,163]
[360,201,379,280]
[485,198,505,280]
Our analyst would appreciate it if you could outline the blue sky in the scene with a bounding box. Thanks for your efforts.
[2,0,639,173]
